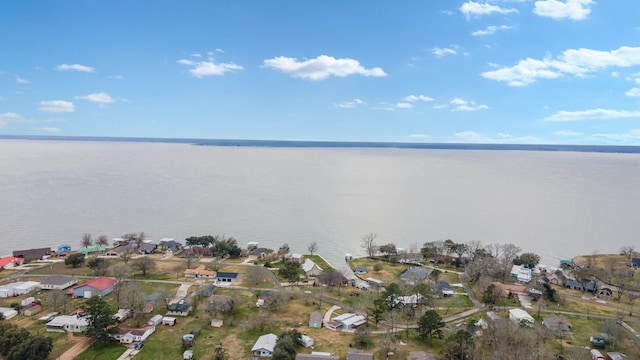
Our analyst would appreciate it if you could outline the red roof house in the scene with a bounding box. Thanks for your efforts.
[71,277,116,298]
[0,256,24,269]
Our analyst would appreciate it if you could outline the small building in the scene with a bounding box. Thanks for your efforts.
[302,259,323,277]
[492,282,527,296]
[407,352,437,360]
[309,311,323,328]
[0,256,24,269]
[542,315,572,335]
[23,304,42,316]
[508,309,534,327]
[12,247,51,262]
[0,307,18,320]
[251,333,278,359]
[256,291,275,307]
[115,326,155,344]
[138,242,157,254]
[631,258,640,268]
[56,244,71,256]
[400,267,431,285]
[436,281,454,297]
[354,266,367,275]
[71,277,116,298]
[40,275,78,290]
[148,314,163,326]
[296,354,339,360]
[183,350,194,360]
[510,265,532,283]
[184,265,215,278]
[162,316,177,326]
[211,319,223,328]
[167,301,192,316]
[298,334,314,348]
[566,279,596,292]
[332,313,366,330]
[347,350,374,360]
[78,245,107,255]
[606,352,628,360]
[216,272,240,284]
[0,281,40,298]
[46,315,89,333]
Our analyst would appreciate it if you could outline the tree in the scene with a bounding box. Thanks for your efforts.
[378,243,397,261]
[353,326,373,348]
[513,252,541,269]
[421,241,445,260]
[417,310,445,345]
[96,234,109,246]
[307,241,318,255]
[443,330,474,360]
[273,330,301,360]
[64,253,85,268]
[120,247,134,265]
[483,284,503,305]
[87,257,110,276]
[278,261,303,284]
[0,324,29,357]
[361,233,377,258]
[111,264,132,308]
[132,256,156,277]
[82,296,118,347]
[47,289,67,313]
[7,335,53,360]
[368,298,386,328]
[81,233,93,248]
[185,235,215,247]
[620,246,636,261]
[373,263,383,273]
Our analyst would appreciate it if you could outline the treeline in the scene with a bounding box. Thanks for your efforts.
[185,235,242,258]
[0,322,53,360]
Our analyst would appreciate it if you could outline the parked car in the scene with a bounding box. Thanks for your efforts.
[134,342,144,350]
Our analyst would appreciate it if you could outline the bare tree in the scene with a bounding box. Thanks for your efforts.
[620,246,636,261]
[121,248,134,265]
[206,259,224,272]
[361,233,377,258]
[245,265,269,286]
[307,241,318,255]
[184,252,196,269]
[47,289,67,313]
[132,256,156,277]
[112,264,132,308]
[81,233,93,248]
[465,240,483,259]
[96,234,109,246]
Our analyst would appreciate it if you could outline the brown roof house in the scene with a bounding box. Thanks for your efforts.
[184,265,215,279]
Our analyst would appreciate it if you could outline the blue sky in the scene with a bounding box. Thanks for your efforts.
[2,0,640,144]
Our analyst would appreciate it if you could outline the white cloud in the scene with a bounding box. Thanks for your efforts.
[625,88,640,97]
[39,100,75,113]
[554,130,583,136]
[177,58,243,77]
[16,76,30,84]
[432,47,457,57]
[611,71,620,78]
[472,25,512,36]
[545,108,640,121]
[438,98,489,112]
[0,112,24,127]
[533,0,593,21]
[482,46,640,86]
[454,131,539,143]
[56,64,95,73]
[263,55,386,80]
[403,95,434,102]
[335,99,364,109]
[76,92,115,104]
[191,53,202,58]
[589,129,640,143]
[111,75,124,80]
[215,48,224,53]
[395,102,413,109]
[460,1,518,18]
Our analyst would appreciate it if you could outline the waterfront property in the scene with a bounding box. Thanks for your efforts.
[46,315,89,333]
[0,255,24,269]
[56,244,71,257]
[302,258,323,277]
[184,265,215,278]
[70,277,116,298]
[12,247,51,262]
[40,275,78,290]
[400,267,431,285]
[251,333,278,359]
[78,245,107,255]
[510,265,532,283]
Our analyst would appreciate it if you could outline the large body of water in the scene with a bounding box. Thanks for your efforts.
[2,138,640,268]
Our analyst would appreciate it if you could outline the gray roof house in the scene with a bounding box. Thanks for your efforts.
[296,354,339,360]
[138,243,157,254]
[251,333,278,359]
[13,247,51,263]
[542,315,572,335]
[309,311,323,328]
[400,267,431,285]
[40,275,78,290]
[216,272,240,284]
[347,350,374,360]
[167,301,193,316]
[354,266,367,275]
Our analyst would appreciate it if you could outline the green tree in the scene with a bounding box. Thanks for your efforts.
[0,323,29,357]
[417,310,444,345]
[373,263,383,273]
[278,261,303,284]
[443,330,475,360]
[369,298,387,328]
[378,243,397,261]
[7,335,53,360]
[64,253,85,268]
[513,252,541,269]
[82,296,118,347]
[353,326,373,348]
[272,329,301,360]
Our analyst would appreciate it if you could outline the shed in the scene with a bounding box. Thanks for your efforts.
[252,333,278,358]
[298,334,314,348]
[23,304,42,316]
[162,316,177,326]
[211,319,224,328]
[508,309,534,327]
[183,350,194,360]
[0,307,18,320]
[347,350,374,360]
[365,277,384,287]
[148,314,163,326]
[309,311,323,328]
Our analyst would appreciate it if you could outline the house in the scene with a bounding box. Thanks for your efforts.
[46,315,89,333]
[331,313,366,330]
[347,350,374,360]
[78,245,107,255]
[114,326,156,344]
[508,309,534,327]
[538,269,567,286]
[208,294,235,312]
[302,259,323,277]
[566,279,596,292]
[309,311,323,328]
[296,354,339,360]
[492,282,527,296]
[167,300,193,316]
[256,291,275,307]
[71,277,116,298]
[510,265,532,283]
[400,267,431,285]
[542,315,572,335]
[397,294,423,306]
[162,316,177,326]
[631,258,640,268]
[57,244,72,257]
[436,281,454,297]
[285,253,305,263]
[354,266,367,275]
[0,281,40,298]
[12,247,51,262]
[211,319,223,328]
[407,352,437,360]
[138,242,157,254]
[278,243,290,256]
[0,307,18,320]
[216,272,240,284]
[40,275,78,290]
[251,333,278,359]
[0,256,24,269]
[298,334,314,348]
[365,277,384,288]
[398,253,424,264]
[105,244,136,257]
[184,265,215,278]
[159,238,183,255]
[23,304,42,316]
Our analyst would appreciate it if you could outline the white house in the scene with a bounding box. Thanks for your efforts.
[40,275,78,290]
[0,281,39,298]
[46,315,89,333]
[302,259,323,277]
[0,307,18,320]
[510,265,532,283]
[251,333,278,359]
[508,309,534,327]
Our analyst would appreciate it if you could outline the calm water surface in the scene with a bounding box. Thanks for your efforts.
[1,140,639,268]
